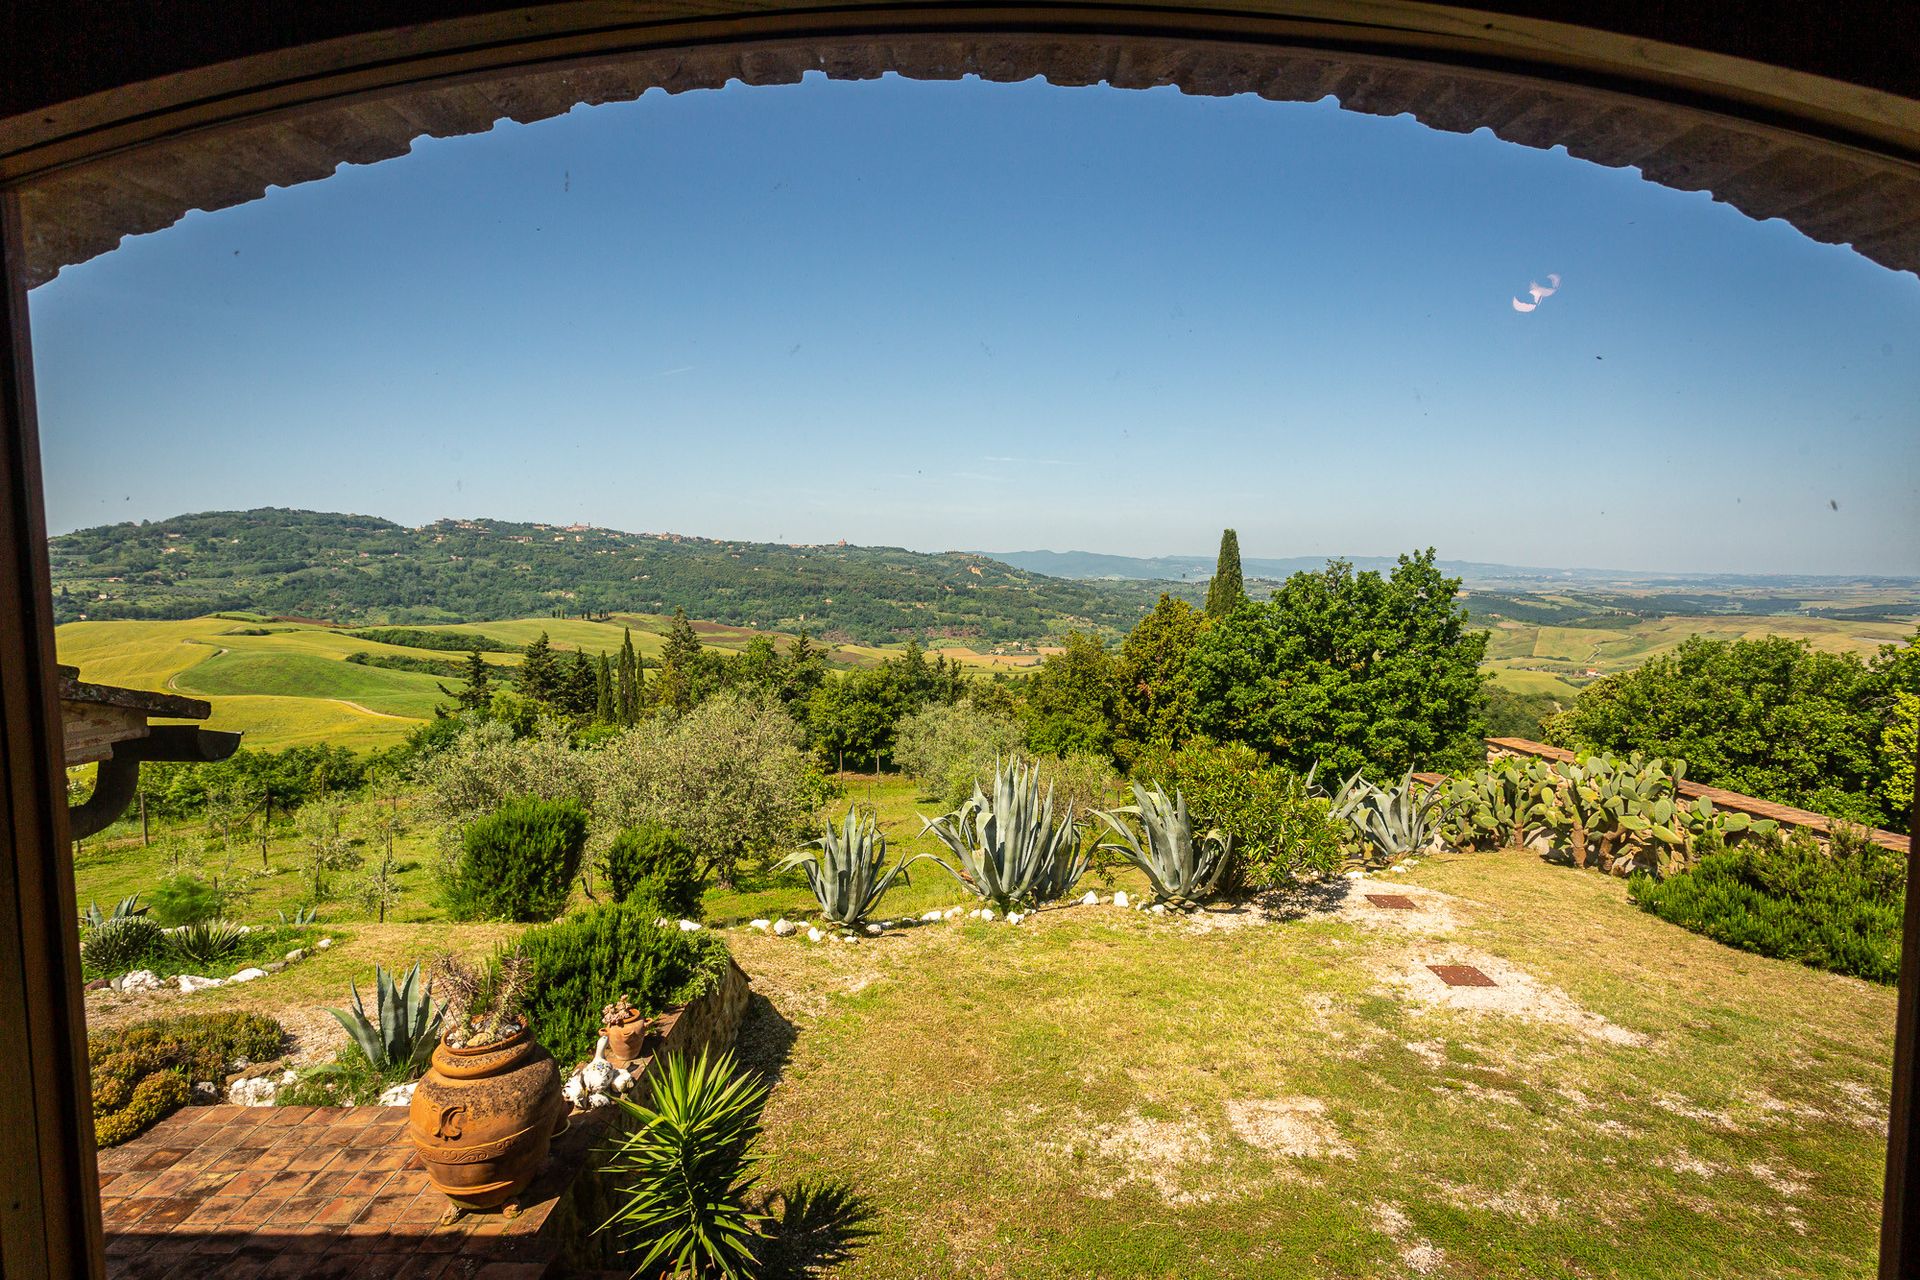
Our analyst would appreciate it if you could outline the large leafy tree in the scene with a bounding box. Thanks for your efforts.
[1548,632,1914,828]
[1204,528,1245,619]
[1024,632,1118,758]
[1189,550,1487,776]
[1113,594,1202,759]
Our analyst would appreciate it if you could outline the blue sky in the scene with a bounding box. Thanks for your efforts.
[26,74,1920,574]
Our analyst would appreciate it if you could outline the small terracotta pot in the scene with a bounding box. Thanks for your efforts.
[407,1024,566,1210]
[600,1016,654,1070]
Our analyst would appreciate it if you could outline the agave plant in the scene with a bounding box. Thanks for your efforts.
[277,905,320,927]
[165,917,250,967]
[1334,770,1442,866]
[600,1049,768,1280]
[920,757,1088,909]
[81,914,162,974]
[777,806,929,928]
[1093,783,1231,910]
[326,962,446,1072]
[82,892,147,931]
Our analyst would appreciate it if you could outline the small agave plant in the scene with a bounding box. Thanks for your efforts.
[326,962,447,1072]
[777,806,928,928]
[1093,783,1231,910]
[1334,769,1442,866]
[921,757,1088,910]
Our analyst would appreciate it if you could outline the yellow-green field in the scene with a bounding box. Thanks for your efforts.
[58,610,1915,754]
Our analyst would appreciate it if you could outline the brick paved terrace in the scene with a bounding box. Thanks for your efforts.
[95,1104,623,1280]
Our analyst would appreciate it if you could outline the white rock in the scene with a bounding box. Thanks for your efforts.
[807,927,823,943]
[377,1082,416,1107]
[774,918,798,937]
[227,967,268,984]
[314,937,333,950]
[748,919,770,931]
[1343,870,1366,880]
[191,1081,219,1105]
[1007,912,1024,925]
[176,974,222,993]
[678,919,702,932]
[922,910,944,922]
[280,1069,298,1085]
[1150,903,1167,915]
[118,969,162,993]
[227,1076,278,1107]
[980,907,996,922]
[865,923,883,936]
[284,948,306,962]
[945,907,963,920]
[1081,891,1099,906]
[1112,891,1130,908]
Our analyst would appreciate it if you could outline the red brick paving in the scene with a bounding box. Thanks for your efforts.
[98,1106,599,1279]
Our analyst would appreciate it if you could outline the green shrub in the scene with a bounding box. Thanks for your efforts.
[512,903,730,1067]
[149,874,229,926]
[1628,828,1904,983]
[598,1049,768,1280]
[446,796,589,922]
[165,918,250,967]
[605,823,705,920]
[1133,741,1343,891]
[89,1011,284,1146]
[81,915,162,975]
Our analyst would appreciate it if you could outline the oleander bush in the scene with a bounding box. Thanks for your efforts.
[1628,826,1903,983]
[605,823,705,921]
[512,903,731,1067]
[90,1011,285,1146]
[445,795,589,922]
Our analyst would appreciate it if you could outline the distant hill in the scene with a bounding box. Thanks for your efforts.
[983,548,1920,591]
[48,509,1171,645]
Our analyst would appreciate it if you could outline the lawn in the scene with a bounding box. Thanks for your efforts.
[86,794,1896,1278]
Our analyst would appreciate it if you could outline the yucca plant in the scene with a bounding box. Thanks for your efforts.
[165,917,249,967]
[921,757,1088,910]
[1093,783,1231,910]
[599,1049,769,1280]
[1333,770,1442,866]
[777,807,928,928]
[326,962,447,1073]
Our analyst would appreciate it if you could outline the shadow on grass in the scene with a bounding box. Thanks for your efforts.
[734,992,800,1085]
[1258,877,1353,921]
[756,1178,877,1278]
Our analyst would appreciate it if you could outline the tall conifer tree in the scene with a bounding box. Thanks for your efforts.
[1205,528,1246,618]
[616,626,641,725]
[518,631,562,703]
[594,651,615,723]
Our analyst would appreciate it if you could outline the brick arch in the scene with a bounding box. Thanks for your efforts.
[12,26,1920,288]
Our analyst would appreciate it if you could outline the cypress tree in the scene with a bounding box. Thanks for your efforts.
[594,651,615,723]
[518,631,562,704]
[658,608,705,713]
[1205,528,1246,618]
[616,626,640,725]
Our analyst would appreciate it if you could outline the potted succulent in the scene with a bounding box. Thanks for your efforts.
[598,995,658,1070]
[406,953,567,1215]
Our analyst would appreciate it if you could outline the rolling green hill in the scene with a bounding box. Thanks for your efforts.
[49,508,1169,645]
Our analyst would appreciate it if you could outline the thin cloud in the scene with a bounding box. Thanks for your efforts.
[1512,273,1562,313]
[651,365,697,378]
[983,455,1069,465]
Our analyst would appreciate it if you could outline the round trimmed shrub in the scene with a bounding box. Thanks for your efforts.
[445,796,589,922]
[605,823,704,920]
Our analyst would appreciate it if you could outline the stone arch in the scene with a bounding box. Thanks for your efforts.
[8,19,1920,288]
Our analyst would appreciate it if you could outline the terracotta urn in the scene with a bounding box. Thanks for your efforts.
[600,1014,654,1070]
[407,1023,566,1210]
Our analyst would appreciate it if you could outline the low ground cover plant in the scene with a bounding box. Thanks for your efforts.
[90,1011,284,1146]
[1628,825,1903,982]
[512,903,731,1066]
[444,795,588,921]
